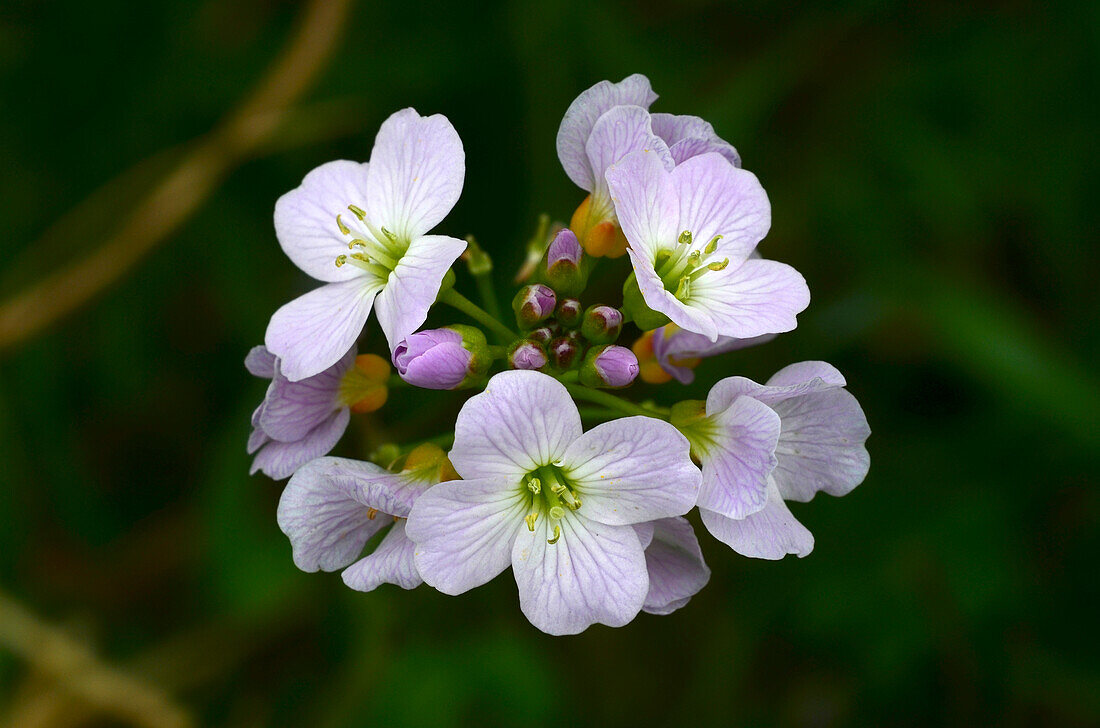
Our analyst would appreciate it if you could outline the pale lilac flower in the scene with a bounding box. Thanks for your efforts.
[246,345,358,480]
[634,517,711,615]
[405,371,701,635]
[697,361,871,559]
[265,108,467,381]
[512,284,556,328]
[651,113,741,168]
[277,446,456,592]
[607,149,810,341]
[557,75,673,257]
[650,324,775,385]
[392,328,472,390]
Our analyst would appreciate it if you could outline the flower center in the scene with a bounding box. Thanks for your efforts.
[653,230,729,302]
[519,465,582,545]
[332,205,409,279]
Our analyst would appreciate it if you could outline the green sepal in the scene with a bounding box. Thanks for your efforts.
[622,273,671,330]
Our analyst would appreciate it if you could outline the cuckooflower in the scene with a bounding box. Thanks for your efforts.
[650,112,741,168]
[405,370,701,635]
[635,517,711,615]
[246,346,388,479]
[698,361,871,559]
[607,149,810,340]
[556,75,670,257]
[277,445,458,592]
[638,324,775,385]
[266,108,467,381]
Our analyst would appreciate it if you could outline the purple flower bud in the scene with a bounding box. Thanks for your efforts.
[545,229,588,296]
[557,298,582,328]
[512,284,556,329]
[580,304,623,344]
[547,228,583,269]
[548,336,582,371]
[392,328,472,390]
[509,340,548,370]
[580,345,639,388]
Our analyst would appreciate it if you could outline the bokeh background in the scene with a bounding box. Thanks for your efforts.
[1,0,1097,726]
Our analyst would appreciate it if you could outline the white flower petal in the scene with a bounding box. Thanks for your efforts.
[342,520,422,592]
[374,234,467,351]
[605,149,679,262]
[642,517,711,615]
[244,346,276,378]
[250,409,349,480]
[450,371,582,481]
[699,479,814,560]
[364,108,464,240]
[686,257,809,340]
[671,153,770,262]
[265,278,383,381]
[405,477,527,595]
[512,511,647,635]
[561,416,700,526]
[274,160,371,283]
[585,105,672,200]
[557,74,657,191]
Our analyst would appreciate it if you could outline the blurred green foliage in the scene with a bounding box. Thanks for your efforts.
[1,0,1097,726]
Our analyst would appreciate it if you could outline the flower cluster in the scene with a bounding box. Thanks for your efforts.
[246,74,870,635]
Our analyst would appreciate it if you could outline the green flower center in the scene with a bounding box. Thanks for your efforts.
[518,464,582,545]
[653,230,729,301]
[332,205,409,279]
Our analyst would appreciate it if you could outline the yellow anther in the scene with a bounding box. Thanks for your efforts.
[381,226,398,241]
[367,508,379,520]
[704,235,722,254]
[687,250,701,267]
[336,214,351,235]
[549,506,565,520]
[675,276,691,299]
[349,239,368,250]
[348,204,366,220]
[527,477,541,494]
[335,254,347,267]
[678,230,693,246]
[547,524,561,545]
[350,252,371,263]
[525,513,538,531]
[707,258,730,272]
[550,482,567,496]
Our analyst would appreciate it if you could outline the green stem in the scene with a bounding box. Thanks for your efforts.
[565,384,667,420]
[474,269,501,321]
[439,288,517,344]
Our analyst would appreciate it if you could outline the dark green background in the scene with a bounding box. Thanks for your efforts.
[1,1,1097,726]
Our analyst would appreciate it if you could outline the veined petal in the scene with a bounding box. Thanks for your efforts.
[561,416,700,526]
[342,520,422,592]
[771,387,870,501]
[245,346,276,378]
[265,278,383,382]
[642,517,711,615]
[699,479,814,560]
[627,247,718,340]
[686,257,809,340]
[250,408,349,480]
[406,477,528,595]
[698,396,781,519]
[450,371,582,481]
[671,153,770,262]
[260,347,355,441]
[274,160,371,283]
[585,105,672,199]
[605,149,678,261]
[364,109,464,240]
[651,112,741,167]
[557,74,657,191]
[512,511,647,635]
[374,234,467,351]
[633,521,656,549]
[275,455,398,571]
[707,363,846,416]
[767,360,847,388]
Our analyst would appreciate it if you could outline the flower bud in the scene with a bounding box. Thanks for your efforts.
[529,325,555,344]
[580,345,639,388]
[545,228,587,296]
[392,326,488,389]
[508,340,548,371]
[556,298,582,328]
[512,284,556,329]
[580,304,623,344]
[570,195,628,258]
[548,336,582,371]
